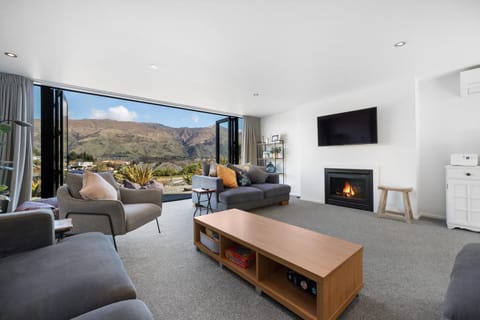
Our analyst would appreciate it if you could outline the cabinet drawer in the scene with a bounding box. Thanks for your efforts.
[446,167,480,180]
[471,209,480,225]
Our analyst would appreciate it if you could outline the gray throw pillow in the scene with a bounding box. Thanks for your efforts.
[65,173,83,199]
[143,180,164,191]
[247,165,269,184]
[202,160,210,176]
[123,179,141,189]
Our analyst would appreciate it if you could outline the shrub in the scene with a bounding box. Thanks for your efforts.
[32,177,41,198]
[182,162,201,184]
[119,163,154,186]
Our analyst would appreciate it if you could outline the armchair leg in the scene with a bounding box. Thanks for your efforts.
[156,218,161,233]
[66,211,118,252]
[112,235,118,251]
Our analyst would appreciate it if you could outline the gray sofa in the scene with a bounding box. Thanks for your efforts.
[443,243,480,320]
[0,209,154,320]
[192,172,291,211]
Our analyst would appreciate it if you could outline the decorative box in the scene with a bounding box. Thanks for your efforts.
[225,245,255,268]
[205,228,219,240]
[200,231,219,253]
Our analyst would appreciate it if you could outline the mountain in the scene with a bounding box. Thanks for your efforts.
[33,119,224,163]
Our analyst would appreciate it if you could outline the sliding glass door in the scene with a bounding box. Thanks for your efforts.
[35,85,242,200]
[216,117,240,164]
[39,86,67,198]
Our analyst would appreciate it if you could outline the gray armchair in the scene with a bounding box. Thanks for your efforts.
[57,172,162,250]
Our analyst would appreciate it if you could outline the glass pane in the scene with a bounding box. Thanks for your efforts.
[61,90,224,199]
[237,118,243,164]
[218,120,229,164]
[62,95,69,182]
[32,86,41,198]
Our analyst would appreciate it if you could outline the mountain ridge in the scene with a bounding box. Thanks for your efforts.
[34,118,221,163]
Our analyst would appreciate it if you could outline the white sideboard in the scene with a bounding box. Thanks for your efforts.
[446,165,480,232]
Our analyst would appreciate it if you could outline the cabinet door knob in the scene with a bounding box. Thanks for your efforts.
[466,172,471,176]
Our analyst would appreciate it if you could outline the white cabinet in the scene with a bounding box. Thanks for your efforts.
[446,165,480,232]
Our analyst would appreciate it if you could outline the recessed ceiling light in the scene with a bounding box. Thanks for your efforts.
[4,52,18,58]
[253,93,259,97]
[149,64,158,70]
[394,41,407,47]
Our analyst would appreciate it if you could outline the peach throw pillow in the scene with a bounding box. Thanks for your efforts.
[79,171,118,200]
[217,164,238,188]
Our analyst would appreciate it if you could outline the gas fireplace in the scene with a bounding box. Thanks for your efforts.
[324,168,373,211]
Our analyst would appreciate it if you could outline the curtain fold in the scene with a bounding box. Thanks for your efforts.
[0,73,33,211]
[241,116,261,164]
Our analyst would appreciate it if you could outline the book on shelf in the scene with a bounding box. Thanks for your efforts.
[225,245,255,269]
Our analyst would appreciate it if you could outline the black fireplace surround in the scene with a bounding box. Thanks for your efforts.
[324,168,373,211]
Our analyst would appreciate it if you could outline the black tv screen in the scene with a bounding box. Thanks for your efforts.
[317,107,378,146]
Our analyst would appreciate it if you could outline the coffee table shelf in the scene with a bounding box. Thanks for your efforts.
[259,265,317,318]
[193,209,363,320]
[220,257,257,283]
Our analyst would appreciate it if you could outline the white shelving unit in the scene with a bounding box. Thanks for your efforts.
[257,140,284,183]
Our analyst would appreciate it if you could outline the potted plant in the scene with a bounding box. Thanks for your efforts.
[270,146,282,158]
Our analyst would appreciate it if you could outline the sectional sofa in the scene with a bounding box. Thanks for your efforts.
[0,209,153,320]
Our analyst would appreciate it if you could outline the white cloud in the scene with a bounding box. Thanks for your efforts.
[90,105,138,121]
[191,114,199,123]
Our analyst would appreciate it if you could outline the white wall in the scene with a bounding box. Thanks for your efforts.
[262,78,418,215]
[261,111,302,196]
[417,71,480,219]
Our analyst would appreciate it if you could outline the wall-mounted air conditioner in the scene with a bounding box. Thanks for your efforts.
[460,68,480,97]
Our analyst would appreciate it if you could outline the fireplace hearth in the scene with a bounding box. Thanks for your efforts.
[324,168,373,211]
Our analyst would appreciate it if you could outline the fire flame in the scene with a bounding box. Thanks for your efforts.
[343,182,355,198]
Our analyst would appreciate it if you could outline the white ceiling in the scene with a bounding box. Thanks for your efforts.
[1,0,480,117]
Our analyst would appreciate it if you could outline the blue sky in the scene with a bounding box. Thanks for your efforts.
[34,87,225,128]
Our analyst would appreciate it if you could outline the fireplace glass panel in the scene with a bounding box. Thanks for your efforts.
[324,168,373,211]
[329,177,367,200]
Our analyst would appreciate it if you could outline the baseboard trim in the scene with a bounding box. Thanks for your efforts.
[418,212,446,221]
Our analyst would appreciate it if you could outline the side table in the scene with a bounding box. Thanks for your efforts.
[54,218,73,241]
[192,188,215,217]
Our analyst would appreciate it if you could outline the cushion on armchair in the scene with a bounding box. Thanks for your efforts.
[80,171,118,200]
[66,172,119,199]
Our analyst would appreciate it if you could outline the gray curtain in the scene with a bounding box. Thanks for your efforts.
[241,116,261,164]
[0,73,33,211]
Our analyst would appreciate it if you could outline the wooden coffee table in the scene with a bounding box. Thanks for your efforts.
[194,209,363,320]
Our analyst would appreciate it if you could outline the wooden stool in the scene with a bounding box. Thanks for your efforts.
[377,186,413,223]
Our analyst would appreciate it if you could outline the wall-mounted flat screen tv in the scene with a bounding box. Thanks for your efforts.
[317,107,378,146]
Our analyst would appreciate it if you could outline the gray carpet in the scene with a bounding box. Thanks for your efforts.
[117,197,480,319]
